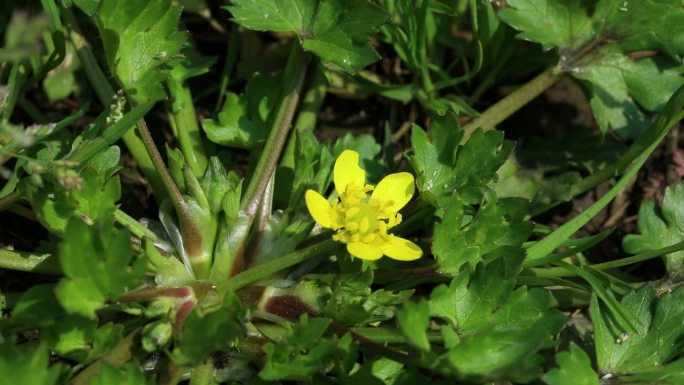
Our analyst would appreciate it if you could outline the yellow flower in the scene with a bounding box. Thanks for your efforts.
[305,150,422,261]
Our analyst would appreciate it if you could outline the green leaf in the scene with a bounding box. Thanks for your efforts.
[623,183,684,275]
[615,359,684,385]
[590,285,684,374]
[259,314,358,381]
[410,123,512,207]
[55,218,146,318]
[43,45,81,102]
[90,363,149,385]
[499,0,684,138]
[97,0,186,103]
[396,300,431,351]
[229,0,316,33]
[500,0,684,55]
[574,52,684,138]
[0,343,65,385]
[433,192,532,274]
[429,256,566,381]
[10,284,62,327]
[202,73,277,149]
[170,293,244,366]
[296,271,411,326]
[25,150,122,235]
[542,344,599,385]
[281,130,334,210]
[229,0,387,72]
[43,318,123,363]
[493,157,581,206]
[497,1,592,51]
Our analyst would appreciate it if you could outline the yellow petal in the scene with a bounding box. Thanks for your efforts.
[347,242,383,260]
[381,235,422,261]
[305,190,339,229]
[334,150,365,196]
[371,172,415,212]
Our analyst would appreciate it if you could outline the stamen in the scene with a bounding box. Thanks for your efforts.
[359,217,370,233]
[363,233,376,243]
[346,221,359,231]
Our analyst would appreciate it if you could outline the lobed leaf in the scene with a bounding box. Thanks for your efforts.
[499,0,684,137]
[623,183,684,275]
[55,218,146,318]
[590,284,684,374]
[542,344,599,385]
[229,0,387,72]
[97,0,187,103]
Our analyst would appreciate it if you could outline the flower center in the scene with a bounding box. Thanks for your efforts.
[331,185,402,244]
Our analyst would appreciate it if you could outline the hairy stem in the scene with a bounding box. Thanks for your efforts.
[461,67,561,143]
[226,46,309,277]
[135,118,204,271]
[241,46,310,217]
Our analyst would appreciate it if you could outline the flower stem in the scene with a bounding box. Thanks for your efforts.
[218,239,338,293]
[226,46,310,277]
[240,46,310,217]
[460,66,561,143]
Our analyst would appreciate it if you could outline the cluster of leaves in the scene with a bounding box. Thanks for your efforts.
[2,0,684,384]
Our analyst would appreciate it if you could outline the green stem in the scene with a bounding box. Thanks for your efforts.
[241,46,310,217]
[70,330,139,385]
[277,63,327,206]
[0,190,20,212]
[17,96,48,123]
[528,240,684,278]
[135,118,204,268]
[533,108,678,215]
[215,24,240,112]
[113,209,157,241]
[1,63,27,122]
[62,8,166,199]
[169,80,208,177]
[416,0,433,93]
[218,239,338,293]
[0,249,60,274]
[526,87,684,262]
[461,66,560,143]
[224,47,309,277]
[292,64,327,133]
